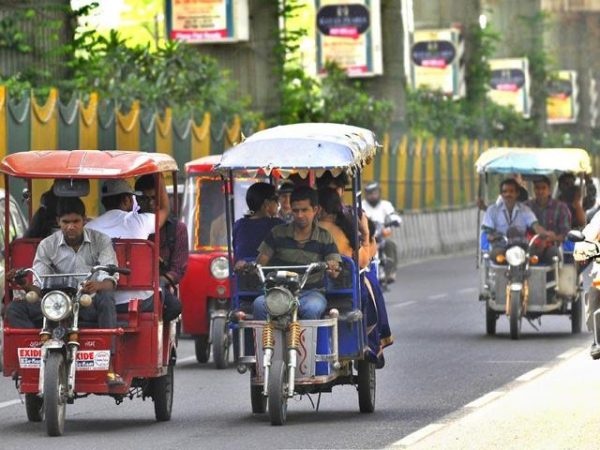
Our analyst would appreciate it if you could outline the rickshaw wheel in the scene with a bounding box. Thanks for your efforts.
[268,359,288,426]
[194,335,210,363]
[509,291,521,340]
[250,383,266,414]
[571,293,583,334]
[357,360,376,413]
[212,317,230,369]
[44,352,67,436]
[25,393,44,422]
[151,364,174,421]
[486,305,497,336]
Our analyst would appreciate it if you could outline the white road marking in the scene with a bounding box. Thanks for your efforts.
[389,423,445,448]
[464,391,504,408]
[516,367,548,382]
[457,287,478,294]
[391,301,416,308]
[176,356,197,364]
[427,293,448,300]
[558,348,583,359]
[0,399,21,409]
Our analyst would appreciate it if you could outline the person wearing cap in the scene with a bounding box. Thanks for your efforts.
[277,181,295,223]
[86,175,180,321]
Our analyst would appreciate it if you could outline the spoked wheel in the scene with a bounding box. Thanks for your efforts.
[486,304,497,336]
[25,393,44,422]
[151,364,174,421]
[268,359,288,426]
[194,335,210,363]
[571,292,583,334]
[357,360,376,413]
[212,317,230,369]
[509,291,522,340]
[43,352,67,436]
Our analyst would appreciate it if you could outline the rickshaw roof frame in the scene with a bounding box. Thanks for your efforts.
[214,123,379,176]
[0,150,178,179]
[475,147,592,176]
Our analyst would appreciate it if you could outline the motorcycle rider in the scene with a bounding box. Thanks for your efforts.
[361,182,402,283]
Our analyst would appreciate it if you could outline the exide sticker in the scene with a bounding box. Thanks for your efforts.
[17,349,110,370]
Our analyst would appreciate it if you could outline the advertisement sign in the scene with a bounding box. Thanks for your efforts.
[315,0,383,77]
[409,28,465,98]
[488,58,531,118]
[547,70,578,124]
[166,0,248,43]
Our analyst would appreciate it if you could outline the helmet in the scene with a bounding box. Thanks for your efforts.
[364,182,380,193]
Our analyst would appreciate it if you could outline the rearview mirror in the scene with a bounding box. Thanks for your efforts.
[567,230,585,242]
[53,179,90,197]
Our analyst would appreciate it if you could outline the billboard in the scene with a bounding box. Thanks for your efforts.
[166,0,249,43]
[315,0,383,77]
[488,58,531,118]
[547,70,579,124]
[409,28,465,98]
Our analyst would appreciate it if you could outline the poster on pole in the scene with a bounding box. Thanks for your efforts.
[166,0,248,43]
[488,58,531,118]
[409,28,465,98]
[315,0,383,77]
[547,70,578,124]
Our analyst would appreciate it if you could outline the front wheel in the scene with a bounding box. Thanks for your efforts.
[194,335,210,363]
[571,292,583,334]
[151,364,174,421]
[212,317,230,369]
[25,393,44,422]
[43,352,67,436]
[509,290,522,340]
[486,304,497,336]
[357,360,376,413]
[268,359,288,426]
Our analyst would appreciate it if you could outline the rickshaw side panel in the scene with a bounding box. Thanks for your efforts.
[179,253,230,335]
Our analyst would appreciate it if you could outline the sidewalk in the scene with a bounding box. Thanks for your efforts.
[391,347,600,449]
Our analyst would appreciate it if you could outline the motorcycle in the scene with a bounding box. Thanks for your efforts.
[373,217,401,291]
[13,264,130,436]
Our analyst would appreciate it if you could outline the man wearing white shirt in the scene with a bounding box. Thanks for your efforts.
[86,176,180,320]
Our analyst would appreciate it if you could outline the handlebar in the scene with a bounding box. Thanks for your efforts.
[240,262,329,290]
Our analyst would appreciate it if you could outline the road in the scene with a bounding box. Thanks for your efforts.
[0,253,590,448]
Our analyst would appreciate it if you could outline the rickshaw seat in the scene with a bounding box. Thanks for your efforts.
[9,238,41,273]
[113,239,156,290]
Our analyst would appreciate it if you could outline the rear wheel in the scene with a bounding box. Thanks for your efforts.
[571,292,583,334]
[357,360,376,413]
[151,364,174,422]
[25,393,44,422]
[486,304,497,336]
[212,317,230,369]
[509,291,522,340]
[268,359,288,426]
[194,335,210,363]
[43,352,67,436]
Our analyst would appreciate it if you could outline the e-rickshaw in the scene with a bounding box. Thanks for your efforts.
[1,150,179,435]
[476,147,591,339]
[215,123,379,425]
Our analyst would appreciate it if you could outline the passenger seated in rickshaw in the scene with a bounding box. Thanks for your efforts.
[525,175,571,263]
[481,178,550,260]
[277,181,295,223]
[245,186,341,320]
[24,183,59,239]
[557,172,595,228]
[86,177,181,321]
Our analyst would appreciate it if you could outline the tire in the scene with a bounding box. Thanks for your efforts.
[250,383,266,414]
[43,352,67,436]
[268,359,288,426]
[509,290,522,340]
[194,335,210,363]
[25,393,44,422]
[151,364,174,422]
[486,304,497,336]
[212,317,230,370]
[571,293,583,334]
[357,360,376,413]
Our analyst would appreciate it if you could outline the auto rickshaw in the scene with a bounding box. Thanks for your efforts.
[215,123,380,425]
[476,147,591,339]
[1,150,179,435]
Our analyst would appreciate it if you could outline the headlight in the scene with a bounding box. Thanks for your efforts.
[41,291,71,322]
[505,246,526,266]
[265,287,294,317]
[210,257,229,280]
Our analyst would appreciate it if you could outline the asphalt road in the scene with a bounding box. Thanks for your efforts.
[0,253,590,448]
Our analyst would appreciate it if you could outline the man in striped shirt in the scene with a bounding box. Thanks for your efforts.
[252,186,341,320]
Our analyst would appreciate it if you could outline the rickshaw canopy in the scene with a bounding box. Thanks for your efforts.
[214,123,378,176]
[185,154,221,175]
[0,150,178,179]
[475,147,592,175]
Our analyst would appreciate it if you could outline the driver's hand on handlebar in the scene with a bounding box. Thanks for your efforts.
[6,268,26,286]
[326,260,341,278]
[81,280,103,294]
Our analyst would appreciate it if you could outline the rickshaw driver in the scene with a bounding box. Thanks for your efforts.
[482,178,552,259]
[248,186,342,320]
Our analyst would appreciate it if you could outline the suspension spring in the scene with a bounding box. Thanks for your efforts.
[262,322,274,349]
[288,321,301,349]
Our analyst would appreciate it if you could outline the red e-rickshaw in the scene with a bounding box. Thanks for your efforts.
[1,150,178,436]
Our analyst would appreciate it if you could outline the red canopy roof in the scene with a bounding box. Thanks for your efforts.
[185,154,221,175]
[0,150,178,179]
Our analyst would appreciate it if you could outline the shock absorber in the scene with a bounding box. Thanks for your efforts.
[262,322,274,396]
[287,320,301,398]
[287,321,300,350]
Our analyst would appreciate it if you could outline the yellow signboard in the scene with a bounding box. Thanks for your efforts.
[547,70,578,124]
[488,58,531,118]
